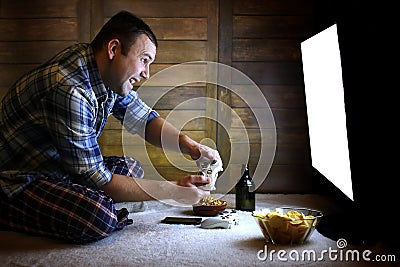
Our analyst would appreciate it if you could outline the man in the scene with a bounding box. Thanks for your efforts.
[0,11,219,243]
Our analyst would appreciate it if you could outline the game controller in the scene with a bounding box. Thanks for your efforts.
[200,209,238,229]
[196,158,223,191]
[200,217,231,229]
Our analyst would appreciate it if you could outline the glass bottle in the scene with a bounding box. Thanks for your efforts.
[235,163,255,211]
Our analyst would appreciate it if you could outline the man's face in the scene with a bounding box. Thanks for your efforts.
[108,34,156,96]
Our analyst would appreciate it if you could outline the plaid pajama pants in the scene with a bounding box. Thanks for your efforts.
[0,156,144,244]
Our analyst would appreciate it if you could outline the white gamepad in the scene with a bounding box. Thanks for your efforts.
[200,210,238,229]
[196,158,223,191]
[200,217,231,229]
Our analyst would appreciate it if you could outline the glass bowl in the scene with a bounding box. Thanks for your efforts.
[252,207,323,245]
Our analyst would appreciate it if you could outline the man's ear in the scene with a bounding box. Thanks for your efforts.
[107,39,120,60]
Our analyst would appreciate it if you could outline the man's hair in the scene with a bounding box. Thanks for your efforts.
[91,10,158,55]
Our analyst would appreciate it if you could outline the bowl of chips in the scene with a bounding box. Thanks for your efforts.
[252,207,323,245]
[193,196,227,216]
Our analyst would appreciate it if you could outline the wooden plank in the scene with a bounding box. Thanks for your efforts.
[101,17,207,41]
[103,0,209,18]
[230,128,308,145]
[134,63,207,87]
[102,116,123,130]
[0,41,75,64]
[103,110,207,130]
[229,142,309,165]
[217,0,233,166]
[99,130,123,146]
[147,63,172,76]
[233,16,318,39]
[156,110,206,130]
[0,64,38,87]
[137,86,206,110]
[232,62,304,86]
[233,0,318,15]
[77,0,91,42]
[231,107,306,129]
[272,143,310,165]
[230,85,306,109]
[100,145,124,156]
[230,107,273,129]
[0,0,79,18]
[232,39,301,62]
[259,85,306,109]
[207,0,219,62]
[0,18,78,41]
[204,0,219,141]
[272,108,307,129]
[145,18,207,40]
[90,0,105,40]
[123,145,196,167]
[141,166,197,181]
[218,0,232,65]
[257,164,313,193]
[276,128,308,145]
[99,129,206,146]
[155,41,207,63]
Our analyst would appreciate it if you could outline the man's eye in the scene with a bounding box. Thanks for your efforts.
[141,58,149,63]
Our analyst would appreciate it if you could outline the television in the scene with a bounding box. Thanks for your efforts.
[302,24,353,202]
[301,2,396,246]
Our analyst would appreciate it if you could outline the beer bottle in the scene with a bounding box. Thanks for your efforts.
[235,163,255,211]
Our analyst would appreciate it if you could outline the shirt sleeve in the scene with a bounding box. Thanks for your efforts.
[112,91,159,137]
[44,84,112,188]
[146,110,159,124]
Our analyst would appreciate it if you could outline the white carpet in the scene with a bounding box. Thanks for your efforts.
[0,194,397,266]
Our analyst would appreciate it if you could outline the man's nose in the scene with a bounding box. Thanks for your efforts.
[141,65,150,79]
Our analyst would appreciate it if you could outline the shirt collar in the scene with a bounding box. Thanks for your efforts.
[85,44,110,101]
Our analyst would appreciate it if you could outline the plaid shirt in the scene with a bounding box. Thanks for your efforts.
[0,43,158,198]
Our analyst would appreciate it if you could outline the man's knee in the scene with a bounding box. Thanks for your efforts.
[67,201,118,244]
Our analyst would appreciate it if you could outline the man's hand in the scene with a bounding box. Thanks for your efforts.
[101,173,210,205]
[191,143,221,162]
[172,174,211,204]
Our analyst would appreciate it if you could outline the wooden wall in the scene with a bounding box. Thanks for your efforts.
[0,0,332,193]
[0,0,87,99]
[220,0,327,193]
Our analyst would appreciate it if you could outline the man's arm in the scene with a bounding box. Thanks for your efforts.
[144,117,220,161]
[99,116,219,204]
[99,173,210,204]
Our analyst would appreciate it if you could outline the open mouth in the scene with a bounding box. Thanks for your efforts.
[129,78,136,86]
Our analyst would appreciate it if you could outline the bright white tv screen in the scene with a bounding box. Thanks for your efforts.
[301,24,353,200]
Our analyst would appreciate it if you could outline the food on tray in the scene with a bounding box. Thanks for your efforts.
[194,196,227,206]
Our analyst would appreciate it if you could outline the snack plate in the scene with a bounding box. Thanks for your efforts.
[193,202,227,216]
